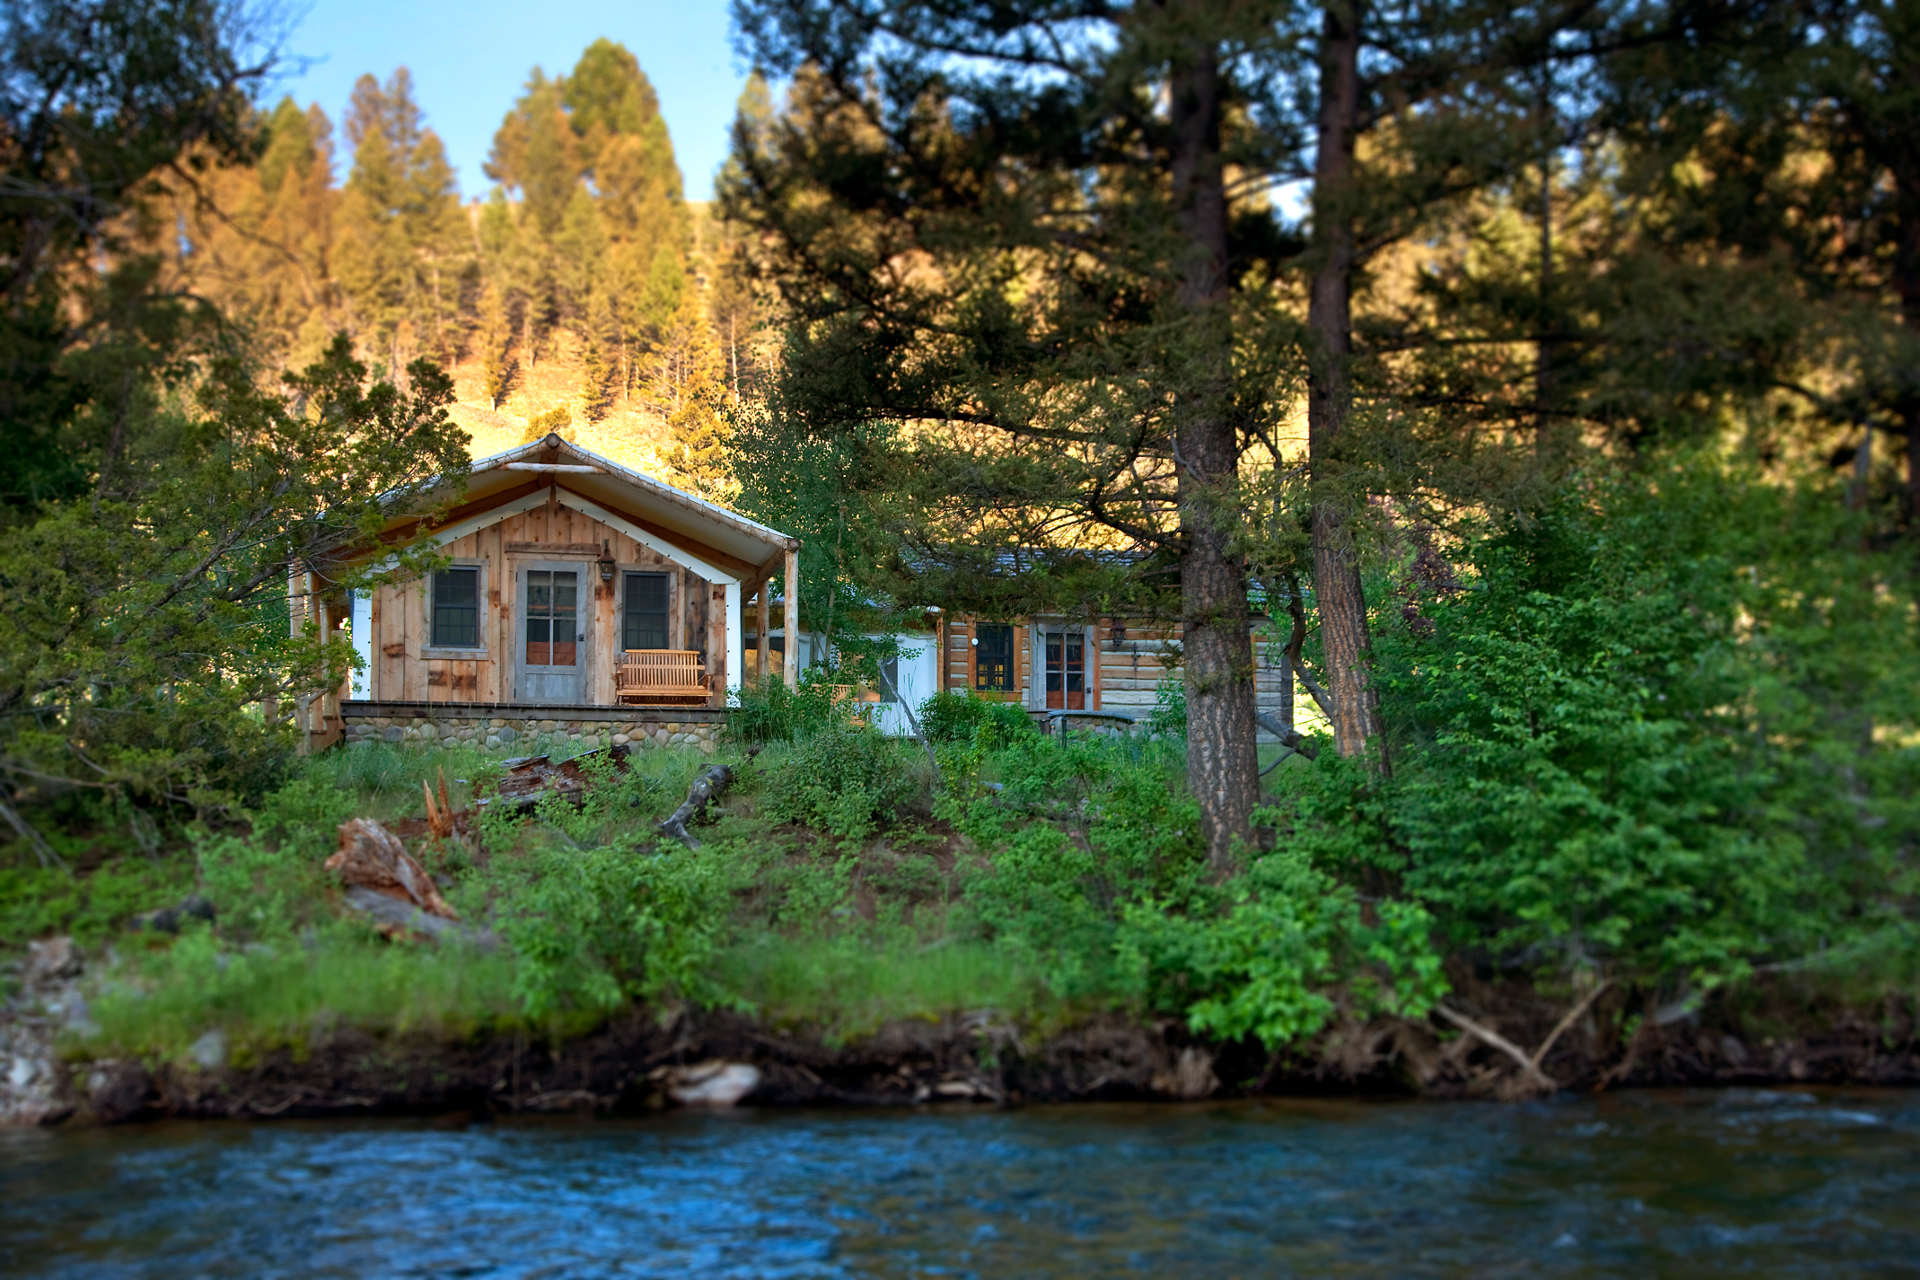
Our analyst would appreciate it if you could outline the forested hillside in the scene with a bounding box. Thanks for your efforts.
[157,40,769,479]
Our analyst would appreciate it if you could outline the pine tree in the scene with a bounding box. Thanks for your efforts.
[335,69,469,377]
[478,278,515,410]
[579,288,617,422]
[656,289,732,495]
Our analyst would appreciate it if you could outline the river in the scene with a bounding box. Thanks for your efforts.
[3,1089,1915,1277]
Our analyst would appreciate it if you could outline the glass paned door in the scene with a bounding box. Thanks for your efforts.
[1044,631,1086,710]
[517,565,585,704]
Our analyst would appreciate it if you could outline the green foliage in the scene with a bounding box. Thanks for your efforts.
[1120,847,1445,1048]
[1358,459,1918,990]
[0,336,469,819]
[951,734,1207,1005]
[495,839,745,1025]
[917,690,1038,749]
[726,675,845,746]
[0,858,195,951]
[82,924,521,1064]
[757,728,925,844]
[1145,677,1187,737]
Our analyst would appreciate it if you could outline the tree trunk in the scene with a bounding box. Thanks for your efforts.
[1170,35,1261,872]
[1306,2,1388,768]
[1894,160,1920,592]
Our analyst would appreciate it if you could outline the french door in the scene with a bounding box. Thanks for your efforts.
[1043,630,1086,710]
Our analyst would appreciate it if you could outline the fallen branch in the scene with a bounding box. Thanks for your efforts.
[1253,711,1319,769]
[1434,1003,1558,1094]
[1527,979,1612,1076]
[657,764,734,848]
[0,793,64,870]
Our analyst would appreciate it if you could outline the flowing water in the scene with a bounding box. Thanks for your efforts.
[2,1089,1915,1277]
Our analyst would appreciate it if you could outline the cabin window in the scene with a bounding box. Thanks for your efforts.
[621,572,671,650]
[524,569,579,665]
[429,567,481,648]
[975,624,1014,691]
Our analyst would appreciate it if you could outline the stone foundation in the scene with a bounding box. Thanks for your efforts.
[340,702,723,752]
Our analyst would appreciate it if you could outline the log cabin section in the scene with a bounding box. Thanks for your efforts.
[292,434,799,748]
[939,613,1299,733]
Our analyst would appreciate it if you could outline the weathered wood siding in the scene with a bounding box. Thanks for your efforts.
[364,493,731,706]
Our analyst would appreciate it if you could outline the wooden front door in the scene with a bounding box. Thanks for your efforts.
[1043,630,1087,710]
[516,564,587,704]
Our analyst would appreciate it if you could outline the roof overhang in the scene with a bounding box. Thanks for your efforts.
[378,434,797,573]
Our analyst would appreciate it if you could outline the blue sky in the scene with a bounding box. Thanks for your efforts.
[270,0,749,202]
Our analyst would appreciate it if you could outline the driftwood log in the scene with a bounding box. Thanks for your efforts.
[475,745,631,816]
[657,764,734,848]
[340,886,499,950]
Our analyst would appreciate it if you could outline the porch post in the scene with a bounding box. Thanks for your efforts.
[757,576,770,685]
[783,548,800,689]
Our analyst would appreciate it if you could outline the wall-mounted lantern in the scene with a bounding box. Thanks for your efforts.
[597,541,616,583]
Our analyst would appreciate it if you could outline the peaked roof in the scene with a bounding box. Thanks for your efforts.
[407,434,796,571]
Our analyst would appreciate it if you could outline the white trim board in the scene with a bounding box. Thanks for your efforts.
[554,491,740,586]
[725,581,742,695]
[369,488,550,573]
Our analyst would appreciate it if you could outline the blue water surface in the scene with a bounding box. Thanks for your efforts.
[2,1089,1915,1277]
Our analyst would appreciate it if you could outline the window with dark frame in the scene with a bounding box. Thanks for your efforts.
[974,623,1014,691]
[622,572,670,650]
[429,567,480,648]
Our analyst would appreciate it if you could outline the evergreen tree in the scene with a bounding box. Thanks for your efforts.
[579,288,618,422]
[478,278,516,410]
[655,288,731,492]
[334,69,469,375]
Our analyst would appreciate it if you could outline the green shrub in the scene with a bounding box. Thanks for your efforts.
[920,690,1039,749]
[727,675,845,746]
[757,728,925,843]
[0,859,196,951]
[1119,846,1445,1048]
[498,840,746,1025]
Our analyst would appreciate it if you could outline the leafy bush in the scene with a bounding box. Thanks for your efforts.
[918,691,1039,756]
[757,728,925,843]
[1355,460,1918,991]
[952,733,1207,1004]
[1119,847,1445,1047]
[1145,676,1186,737]
[727,675,846,746]
[498,840,746,1025]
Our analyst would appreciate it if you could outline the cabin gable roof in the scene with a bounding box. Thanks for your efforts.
[378,434,795,575]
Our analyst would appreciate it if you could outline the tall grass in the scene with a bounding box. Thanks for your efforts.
[80,926,524,1063]
[712,928,1053,1043]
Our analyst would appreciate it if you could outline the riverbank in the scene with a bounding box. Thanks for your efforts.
[8,928,1916,1128]
[4,713,1916,1129]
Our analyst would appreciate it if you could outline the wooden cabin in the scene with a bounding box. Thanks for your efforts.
[930,615,1295,726]
[291,434,798,750]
